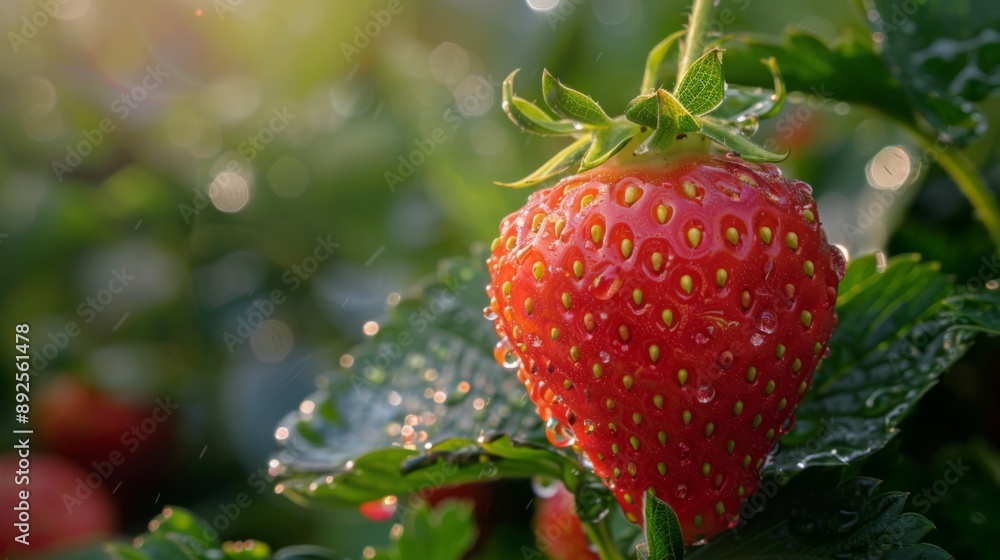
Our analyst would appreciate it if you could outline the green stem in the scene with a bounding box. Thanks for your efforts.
[931,141,1000,249]
[581,517,626,560]
[677,0,715,80]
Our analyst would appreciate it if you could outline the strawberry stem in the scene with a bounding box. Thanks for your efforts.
[580,517,626,560]
[677,0,716,80]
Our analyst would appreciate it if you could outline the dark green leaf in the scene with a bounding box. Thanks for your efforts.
[542,69,613,126]
[699,117,789,163]
[767,254,1000,479]
[285,435,573,507]
[641,30,686,93]
[580,121,639,171]
[688,475,952,559]
[674,49,726,116]
[866,0,1000,143]
[497,134,591,187]
[374,501,477,560]
[642,489,684,560]
[502,69,579,136]
[722,32,913,123]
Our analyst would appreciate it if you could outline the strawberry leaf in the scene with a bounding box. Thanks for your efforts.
[97,507,283,559]
[497,135,591,188]
[625,93,659,128]
[721,31,913,124]
[674,49,726,116]
[864,0,1000,144]
[542,70,613,127]
[767,254,1000,479]
[699,117,789,163]
[642,489,685,560]
[268,252,582,506]
[580,121,639,171]
[687,474,952,559]
[372,501,476,560]
[502,69,580,136]
[634,90,701,155]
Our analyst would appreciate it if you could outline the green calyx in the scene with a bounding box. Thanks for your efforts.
[498,33,789,188]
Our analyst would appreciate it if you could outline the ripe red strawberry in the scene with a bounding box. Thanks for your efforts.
[487,36,845,543]
[532,482,599,560]
[486,148,843,542]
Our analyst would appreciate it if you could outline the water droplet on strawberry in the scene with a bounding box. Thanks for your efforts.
[696,385,715,403]
[599,351,611,363]
[483,306,497,320]
[591,265,623,300]
[494,339,520,369]
[822,347,831,358]
[694,332,710,345]
[545,417,577,448]
[757,311,777,333]
[759,162,781,176]
[527,333,542,348]
[675,484,688,499]
[751,333,764,347]
[678,442,691,458]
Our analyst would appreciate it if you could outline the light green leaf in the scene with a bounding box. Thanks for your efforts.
[580,121,638,171]
[496,134,591,187]
[699,117,788,162]
[634,90,700,155]
[674,49,726,116]
[642,489,684,560]
[501,69,579,136]
[542,69,613,126]
[625,93,659,128]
